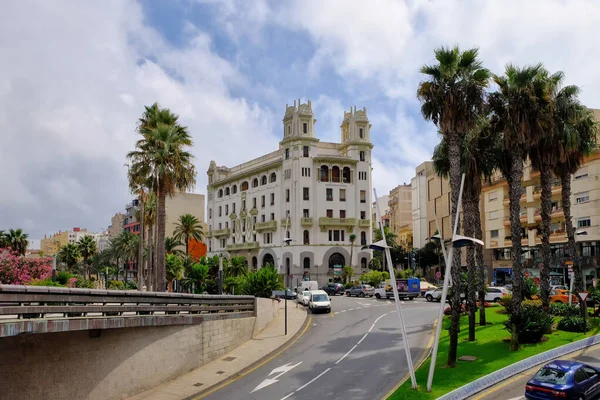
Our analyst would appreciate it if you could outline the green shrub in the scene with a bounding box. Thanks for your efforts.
[56,271,74,285]
[28,278,63,287]
[550,302,580,317]
[557,316,590,332]
[522,299,543,309]
[522,277,539,300]
[243,266,283,298]
[501,294,513,311]
[504,307,554,343]
[108,280,125,290]
[125,281,138,290]
[344,282,353,289]
[75,278,94,289]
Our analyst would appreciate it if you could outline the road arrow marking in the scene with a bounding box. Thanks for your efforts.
[250,362,302,393]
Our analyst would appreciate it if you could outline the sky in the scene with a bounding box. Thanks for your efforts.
[1,0,599,240]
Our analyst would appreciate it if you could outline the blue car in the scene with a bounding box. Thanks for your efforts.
[525,360,600,399]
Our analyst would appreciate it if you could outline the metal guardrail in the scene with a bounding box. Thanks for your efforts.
[0,285,255,337]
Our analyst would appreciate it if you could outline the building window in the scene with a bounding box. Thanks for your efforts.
[304,230,310,245]
[303,146,309,157]
[489,191,498,202]
[332,166,340,182]
[225,187,230,196]
[218,189,223,198]
[261,175,267,185]
[218,206,222,217]
[270,172,277,183]
[209,208,212,218]
[361,231,366,246]
[359,128,364,138]
[360,151,365,161]
[360,211,366,219]
[361,257,367,269]
[286,189,290,202]
[578,218,591,228]
[359,171,367,180]
[303,187,310,201]
[489,210,500,220]
[576,192,590,204]
[225,205,229,215]
[270,213,275,221]
[252,178,259,188]
[285,169,292,179]
[326,188,333,201]
[261,195,265,208]
[343,167,351,183]
[491,229,499,238]
[261,214,265,222]
[303,257,310,269]
[232,203,236,213]
[303,209,309,218]
[302,167,310,177]
[232,185,237,194]
[320,165,329,182]
[242,200,246,211]
[270,193,275,205]
[285,148,290,159]
[303,123,307,133]
[340,210,346,218]
[328,229,344,242]
[252,197,257,208]
[241,181,248,191]
[327,209,333,218]
[360,190,366,203]
[339,189,346,202]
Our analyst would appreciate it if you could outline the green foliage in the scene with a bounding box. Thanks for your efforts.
[344,282,354,289]
[165,253,184,283]
[224,256,248,278]
[368,258,382,271]
[108,280,125,290]
[125,280,137,290]
[550,302,580,317]
[56,271,75,285]
[398,269,413,279]
[557,316,590,333]
[185,262,212,293]
[243,266,283,298]
[224,276,246,295]
[522,299,543,309]
[360,270,389,287]
[501,294,512,311]
[75,278,94,289]
[29,278,63,287]
[504,307,554,343]
[522,277,539,300]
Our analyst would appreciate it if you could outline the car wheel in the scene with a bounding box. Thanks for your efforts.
[426,295,433,302]
[494,297,502,303]
[407,297,414,300]
[359,292,365,298]
[375,293,381,299]
[346,291,351,297]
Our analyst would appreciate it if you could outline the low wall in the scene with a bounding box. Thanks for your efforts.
[0,298,281,400]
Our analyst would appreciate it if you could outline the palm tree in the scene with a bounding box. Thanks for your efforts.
[343,265,354,284]
[528,69,565,308]
[58,243,81,272]
[349,233,356,269]
[0,230,9,249]
[225,256,248,278]
[173,213,204,256]
[127,103,196,291]
[417,46,490,366]
[551,95,598,317]
[165,254,184,292]
[165,237,184,256]
[118,231,139,283]
[489,63,551,351]
[8,228,29,256]
[433,120,501,338]
[77,235,98,279]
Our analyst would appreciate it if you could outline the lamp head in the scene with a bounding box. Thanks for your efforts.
[283,238,293,245]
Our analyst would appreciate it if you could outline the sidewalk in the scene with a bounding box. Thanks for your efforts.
[127,300,308,400]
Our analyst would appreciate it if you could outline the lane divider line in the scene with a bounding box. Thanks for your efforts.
[295,367,331,392]
[335,345,358,365]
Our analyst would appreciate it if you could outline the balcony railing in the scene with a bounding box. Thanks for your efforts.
[358,219,371,227]
[226,242,259,251]
[318,218,356,229]
[213,228,231,238]
[301,217,313,226]
[254,220,278,232]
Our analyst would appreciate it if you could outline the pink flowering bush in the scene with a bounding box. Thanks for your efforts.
[66,277,78,288]
[0,248,53,285]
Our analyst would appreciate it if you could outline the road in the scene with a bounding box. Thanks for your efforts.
[470,344,600,400]
[199,295,439,400]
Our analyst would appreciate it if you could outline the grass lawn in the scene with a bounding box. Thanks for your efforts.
[388,307,600,400]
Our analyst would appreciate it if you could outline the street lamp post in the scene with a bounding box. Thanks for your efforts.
[278,211,292,336]
[218,254,224,295]
[52,255,57,282]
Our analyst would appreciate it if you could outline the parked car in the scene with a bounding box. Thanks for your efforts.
[322,283,345,296]
[346,284,374,297]
[296,290,311,306]
[374,278,421,300]
[308,290,331,313]
[424,287,465,303]
[550,289,578,304]
[485,287,512,303]
[525,360,600,399]
[272,288,297,300]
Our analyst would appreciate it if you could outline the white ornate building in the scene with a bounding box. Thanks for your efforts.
[206,100,374,286]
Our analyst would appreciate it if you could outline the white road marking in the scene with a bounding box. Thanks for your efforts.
[506,397,524,400]
[348,308,355,311]
[357,333,368,345]
[356,302,369,307]
[335,345,358,364]
[251,362,303,393]
[280,393,294,400]
[295,367,331,392]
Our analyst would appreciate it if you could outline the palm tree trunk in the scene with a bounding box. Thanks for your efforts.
[185,234,189,256]
[474,199,486,326]
[157,183,166,291]
[447,134,463,367]
[350,244,354,271]
[147,224,154,291]
[138,200,145,291]
[561,172,586,318]
[509,148,525,351]
[539,165,553,308]
[464,194,477,341]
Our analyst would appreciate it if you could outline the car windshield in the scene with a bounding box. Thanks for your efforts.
[533,368,570,385]
[302,291,310,297]
[312,294,328,302]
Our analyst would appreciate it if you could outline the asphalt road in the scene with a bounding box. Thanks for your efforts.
[470,344,600,400]
[199,295,439,400]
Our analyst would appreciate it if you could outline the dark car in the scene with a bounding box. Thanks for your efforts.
[272,288,297,300]
[525,360,600,399]
[322,283,345,296]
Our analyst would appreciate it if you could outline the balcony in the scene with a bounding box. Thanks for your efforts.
[318,218,356,232]
[226,242,259,252]
[281,219,292,228]
[206,231,213,238]
[254,220,278,232]
[503,216,511,226]
[358,219,371,228]
[503,194,510,205]
[212,228,231,238]
[520,213,528,223]
[489,240,499,248]
[504,237,513,247]
[301,217,313,227]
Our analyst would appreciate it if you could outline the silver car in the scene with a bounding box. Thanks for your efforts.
[345,284,375,297]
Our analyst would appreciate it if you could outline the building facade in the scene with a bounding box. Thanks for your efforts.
[206,100,374,286]
[388,184,412,244]
[411,161,434,248]
[108,213,124,239]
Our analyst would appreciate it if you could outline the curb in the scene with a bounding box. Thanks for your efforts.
[186,307,310,400]
[380,319,438,400]
[438,333,600,400]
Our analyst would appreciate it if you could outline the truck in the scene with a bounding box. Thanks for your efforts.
[374,277,421,300]
[294,280,319,293]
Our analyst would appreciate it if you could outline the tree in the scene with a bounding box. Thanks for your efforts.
[349,233,356,269]
[77,235,97,279]
[342,265,354,284]
[7,229,29,256]
[58,243,81,272]
[225,256,248,278]
[165,253,184,292]
[243,265,283,298]
[0,231,10,249]
[184,261,212,294]
[360,270,390,287]
[165,237,184,256]
[489,64,551,351]
[418,46,490,366]
[173,213,204,256]
[127,103,196,292]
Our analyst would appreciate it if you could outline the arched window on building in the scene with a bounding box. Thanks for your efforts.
[320,165,329,182]
[361,231,366,246]
[270,172,276,183]
[361,257,367,269]
[303,257,310,269]
[261,175,267,185]
[218,189,223,198]
[232,185,237,194]
[225,187,230,196]
[332,166,340,183]
[252,178,259,188]
[343,167,351,183]
[241,181,249,191]
[303,230,310,245]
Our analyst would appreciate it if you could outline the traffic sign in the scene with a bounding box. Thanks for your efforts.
[579,292,589,302]
[435,271,441,278]
[565,261,574,266]
[568,268,574,275]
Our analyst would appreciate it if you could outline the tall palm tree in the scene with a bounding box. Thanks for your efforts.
[348,233,356,269]
[165,254,184,292]
[165,237,185,256]
[417,46,490,366]
[225,256,249,278]
[552,95,598,317]
[77,235,98,279]
[173,213,204,256]
[127,104,196,291]
[58,243,81,272]
[8,228,29,256]
[489,63,551,351]
[117,231,139,284]
[0,230,10,249]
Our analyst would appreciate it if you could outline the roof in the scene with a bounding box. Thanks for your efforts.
[544,360,584,372]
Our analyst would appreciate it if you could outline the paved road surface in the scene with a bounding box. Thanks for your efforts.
[470,344,600,400]
[199,295,438,400]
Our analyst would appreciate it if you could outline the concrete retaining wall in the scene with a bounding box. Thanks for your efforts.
[0,299,280,400]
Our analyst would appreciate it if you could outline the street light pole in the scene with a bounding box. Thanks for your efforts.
[52,255,57,282]
[279,211,291,336]
[218,255,224,295]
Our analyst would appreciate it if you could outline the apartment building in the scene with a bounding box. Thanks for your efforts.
[388,184,412,242]
[108,213,124,238]
[412,161,434,248]
[397,224,413,250]
[206,100,374,286]
[40,231,69,255]
[371,196,390,230]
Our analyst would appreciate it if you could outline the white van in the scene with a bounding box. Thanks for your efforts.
[295,281,318,293]
[308,290,331,313]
